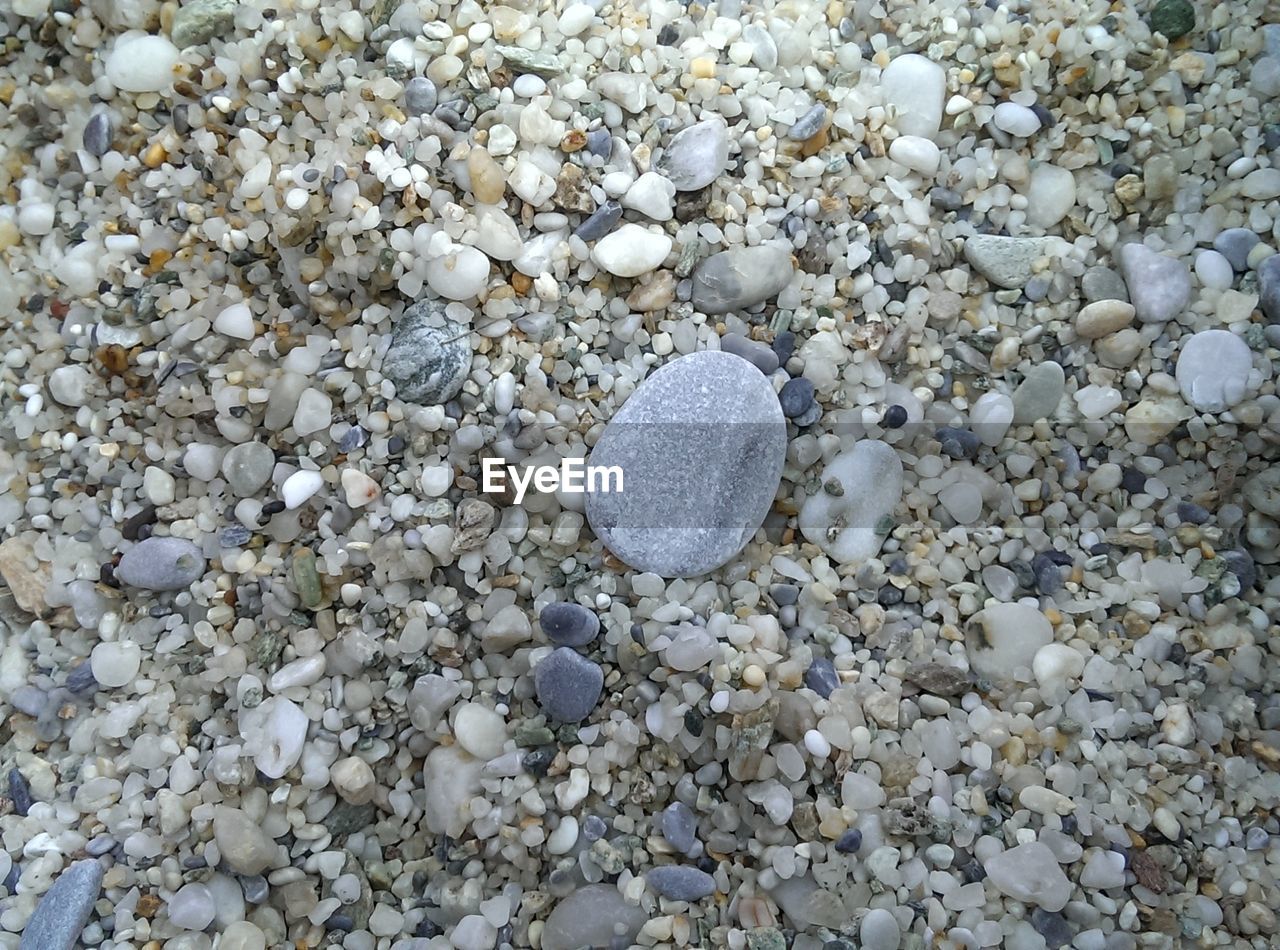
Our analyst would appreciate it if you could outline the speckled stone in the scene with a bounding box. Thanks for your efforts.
[381,300,471,405]
[19,859,104,950]
[963,235,1054,289]
[585,351,787,577]
[691,244,795,314]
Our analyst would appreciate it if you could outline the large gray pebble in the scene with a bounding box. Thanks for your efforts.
[19,859,104,950]
[534,647,603,722]
[116,537,206,591]
[691,244,794,314]
[381,300,471,404]
[658,117,729,191]
[585,351,786,577]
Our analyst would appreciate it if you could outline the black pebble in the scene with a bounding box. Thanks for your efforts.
[1031,908,1074,950]
[804,657,839,698]
[8,768,33,817]
[1010,560,1036,589]
[1120,467,1147,493]
[960,858,986,883]
[326,913,354,932]
[771,331,796,364]
[778,377,816,419]
[935,426,981,460]
[883,404,908,429]
[1176,501,1211,525]
[522,747,555,777]
[656,23,679,45]
[1167,643,1187,664]
[877,584,903,606]
[834,828,862,853]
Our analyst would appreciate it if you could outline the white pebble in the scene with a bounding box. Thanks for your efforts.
[281,470,324,509]
[993,102,1042,137]
[90,640,142,688]
[803,729,831,757]
[214,302,255,340]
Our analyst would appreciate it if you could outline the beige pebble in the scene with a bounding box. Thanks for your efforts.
[1075,299,1135,339]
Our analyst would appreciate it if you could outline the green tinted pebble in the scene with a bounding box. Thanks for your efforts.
[292,548,322,609]
[1150,0,1195,39]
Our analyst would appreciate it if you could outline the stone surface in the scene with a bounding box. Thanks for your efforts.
[591,223,672,277]
[116,536,206,591]
[966,602,1053,680]
[658,117,729,191]
[647,865,717,901]
[1214,228,1259,271]
[213,805,276,874]
[993,102,1041,137]
[1117,243,1190,323]
[1176,329,1253,412]
[585,350,787,577]
[534,647,604,722]
[881,53,945,139]
[1025,164,1076,229]
[661,801,697,852]
[221,441,275,495]
[538,602,601,647]
[690,244,794,314]
[381,301,471,404]
[421,744,484,836]
[171,0,238,48]
[963,235,1053,289]
[1259,253,1280,323]
[19,859,104,950]
[105,35,179,92]
[798,440,903,564]
[1081,265,1128,302]
[984,842,1072,911]
[1011,362,1065,423]
[403,76,437,114]
[540,885,648,950]
[1075,299,1135,339]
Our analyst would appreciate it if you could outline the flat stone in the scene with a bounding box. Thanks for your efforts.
[1117,243,1190,323]
[1214,228,1259,271]
[1176,329,1253,412]
[798,440,903,564]
[691,244,794,314]
[585,351,786,577]
[881,53,945,139]
[494,45,563,77]
[538,602,600,647]
[1011,362,1065,423]
[221,441,275,496]
[647,865,717,901]
[534,647,604,722]
[658,117,730,191]
[984,842,1072,911]
[116,536,206,591]
[540,885,648,950]
[1075,299,1135,339]
[381,301,471,405]
[19,859,103,950]
[171,0,238,48]
[1081,265,1128,302]
[421,744,484,836]
[966,602,1053,680]
[963,235,1053,289]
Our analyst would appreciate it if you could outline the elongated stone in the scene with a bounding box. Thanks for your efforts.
[116,536,206,591]
[20,859,104,950]
[691,244,794,314]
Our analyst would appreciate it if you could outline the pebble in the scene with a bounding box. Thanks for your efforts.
[1258,253,1280,323]
[90,640,141,688]
[169,882,217,930]
[1194,249,1233,290]
[19,859,104,950]
[966,602,1053,680]
[585,350,786,576]
[778,377,816,418]
[82,112,112,157]
[860,908,902,950]
[970,391,1014,446]
[222,441,275,495]
[993,102,1042,137]
[1081,265,1129,302]
[1150,0,1195,39]
[426,244,490,299]
[404,77,438,114]
[591,223,672,277]
[1079,850,1126,890]
[661,801,697,852]
[647,865,717,901]
[116,536,206,591]
[798,440,903,563]
[963,235,1053,289]
[453,703,506,759]
[573,199,623,242]
[538,602,601,647]
[171,0,237,48]
[214,302,255,340]
[939,481,983,523]
[1117,243,1191,323]
[1075,299,1135,339]
[421,745,484,835]
[534,647,604,722]
[788,104,828,141]
[881,54,946,139]
[540,885,648,950]
[381,301,471,405]
[1176,329,1253,412]
[1011,361,1065,424]
[1214,227,1259,271]
[720,334,780,374]
[1025,164,1076,229]
[48,365,92,407]
[983,842,1072,911]
[690,244,795,313]
[888,135,941,176]
[281,470,324,509]
[621,172,676,221]
[1240,168,1280,199]
[658,118,729,191]
[105,35,179,93]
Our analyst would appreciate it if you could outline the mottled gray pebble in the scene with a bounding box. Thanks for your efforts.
[116,536,207,591]
[804,657,839,698]
[534,647,604,722]
[787,103,828,140]
[573,200,622,242]
[658,117,729,191]
[19,859,104,950]
[778,377,815,418]
[1213,228,1259,272]
[691,244,794,313]
[660,801,697,852]
[221,441,275,496]
[646,865,716,901]
[538,602,601,647]
[170,0,238,48]
[1081,265,1129,303]
[404,76,438,115]
[1258,254,1280,323]
[82,112,112,157]
[381,300,471,404]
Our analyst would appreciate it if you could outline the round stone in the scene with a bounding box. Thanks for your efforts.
[1176,329,1253,412]
[90,641,142,688]
[778,377,816,419]
[221,442,276,496]
[404,76,438,114]
[381,301,471,405]
[538,602,601,647]
[534,647,604,723]
[116,536,207,591]
[585,351,787,577]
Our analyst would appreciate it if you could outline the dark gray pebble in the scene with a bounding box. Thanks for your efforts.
[769,583,798,606]
[646,865,716,901]
[720,334,780,374]
[660,801,697,853]
[1176,501,1211,524]
[804,657,839,698]
[19,859,104,950]
[404,76,438,115]
[573,200,622,242]
[381,300,471,405]
[82,112,112,157]
[539,602,601,647]
[1222,549,1257,590]
[65,662,97,693]
[1213,228,1259,272]
[771,331,796,364]
[778,377,815,419]
[8,768,33,817]
[534,647,604,723]
[935,426,981,460]
[834,828,862,853]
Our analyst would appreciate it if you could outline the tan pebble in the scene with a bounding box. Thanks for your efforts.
[690,57,716,79]
[1075,299,1136,339]
[467,147,506,204]
[1114,173,1142,204]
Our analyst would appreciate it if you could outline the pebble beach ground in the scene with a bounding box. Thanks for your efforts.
[1,0,1280,948]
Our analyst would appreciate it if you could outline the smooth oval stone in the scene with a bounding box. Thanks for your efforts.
[20,859,104,950]
[534,647,604,722]
[585,351,786,577]
[647,865,717,901]
[1011,362,1066,424]
[658,117,729,191]
[116,537,206,591]
[381,301,471,405]
[82,112,112,157]
[1116,243,1191,323]
[691,244,795,314]
[1176,329,1253,412]
[661,801,697,852]
[880,53,945,139]
[540,885,648,950]
[798,440,903,564]
[966,602,1053,680]
[538,602,600,647]
[221,441,275,496]
[404,76,438,115]
[1213,228,1260,271]
[105,35,179,93]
